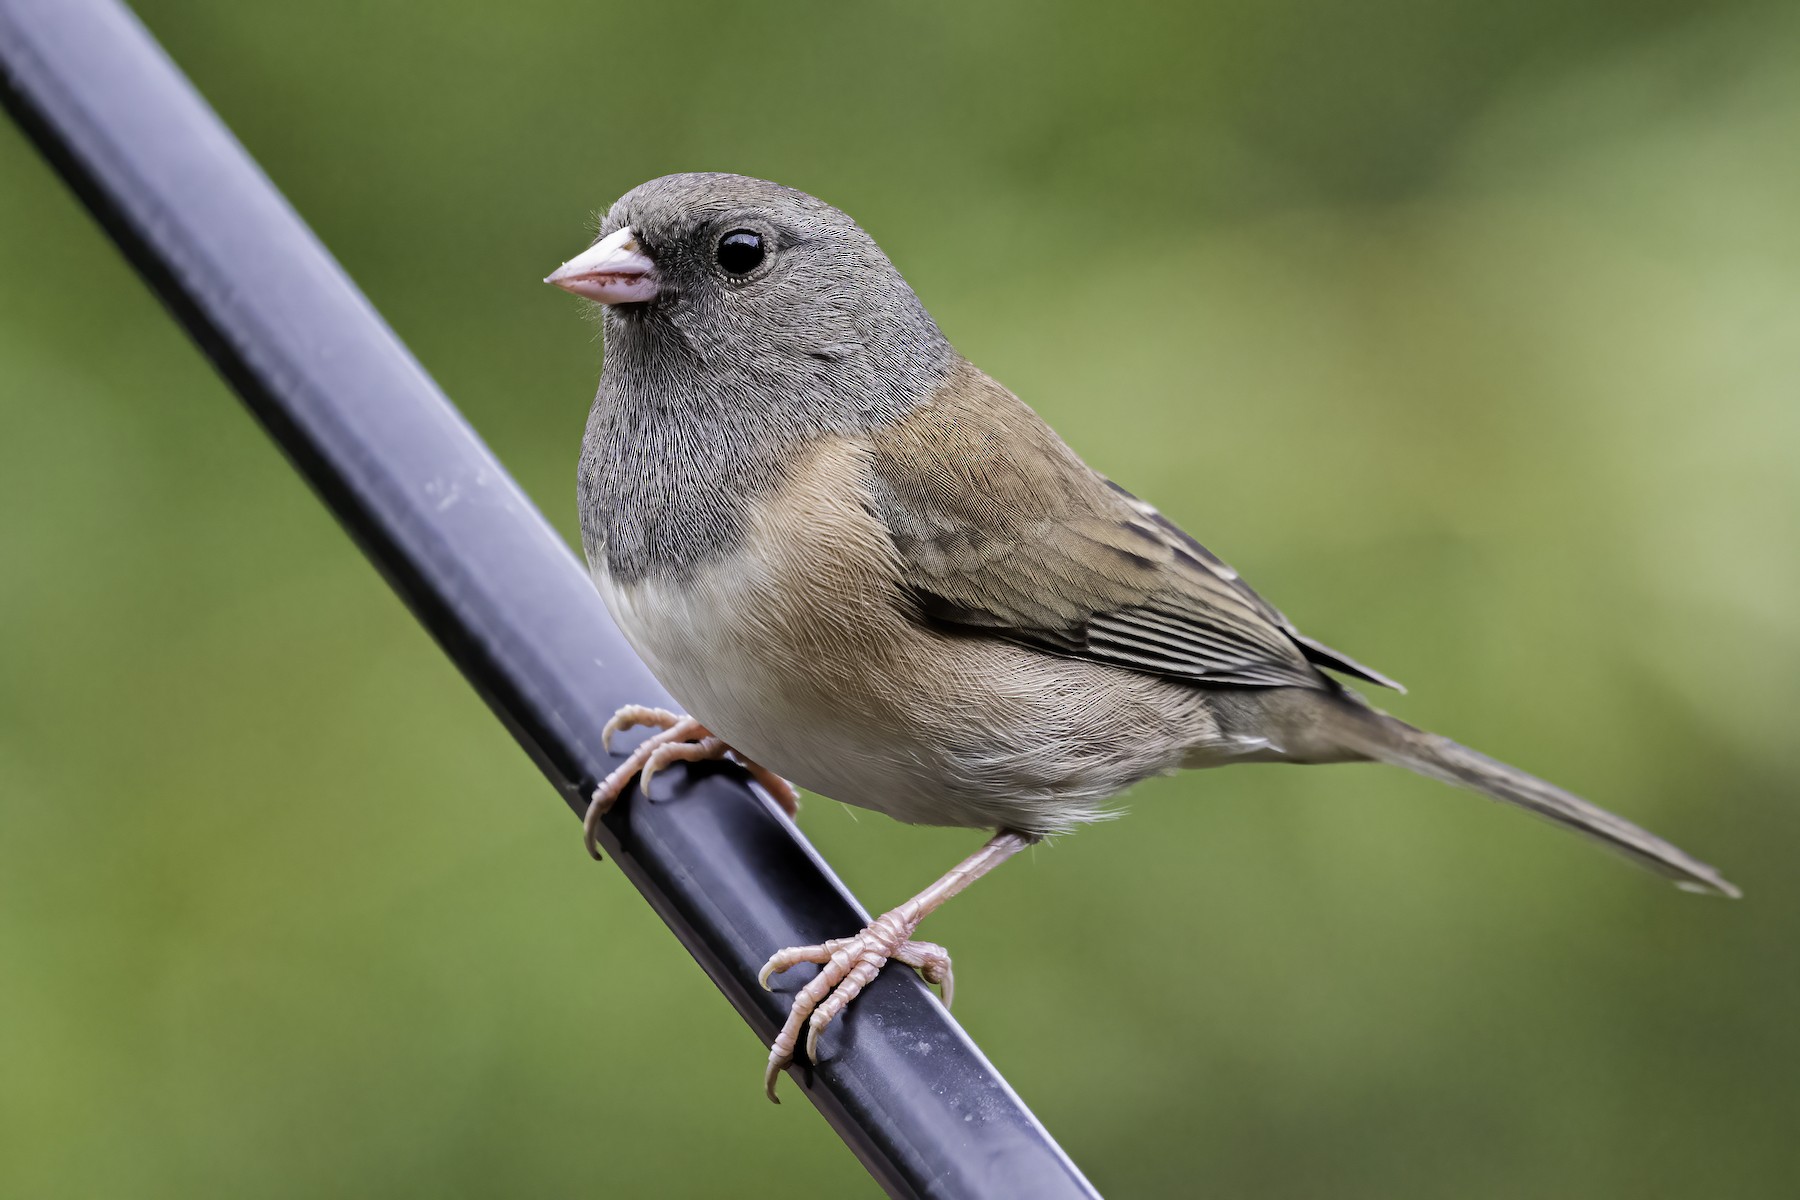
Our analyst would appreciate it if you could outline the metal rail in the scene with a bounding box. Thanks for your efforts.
[0,2,1100,1196]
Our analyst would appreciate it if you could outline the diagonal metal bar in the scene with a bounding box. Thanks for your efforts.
[0,2,1100,1196]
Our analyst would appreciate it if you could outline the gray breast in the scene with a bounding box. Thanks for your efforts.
[578,384,790,587]
[580,342,952,588]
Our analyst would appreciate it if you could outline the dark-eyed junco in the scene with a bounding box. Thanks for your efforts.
[546,173,1737,1101]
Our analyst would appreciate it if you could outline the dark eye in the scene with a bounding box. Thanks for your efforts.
[716,229,765,275]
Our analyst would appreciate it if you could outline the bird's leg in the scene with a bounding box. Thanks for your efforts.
[757,829,1035,1101]
[584,705,799,858]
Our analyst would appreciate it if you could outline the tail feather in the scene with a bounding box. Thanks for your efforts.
[1330,704,1739,898]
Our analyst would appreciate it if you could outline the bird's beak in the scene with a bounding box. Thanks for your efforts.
[544,226,659,304]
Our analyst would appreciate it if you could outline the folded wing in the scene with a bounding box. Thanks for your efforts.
[866,359,1402,693]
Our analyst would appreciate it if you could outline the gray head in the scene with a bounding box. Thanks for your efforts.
[548,173,953,428]
[554,175,956,584]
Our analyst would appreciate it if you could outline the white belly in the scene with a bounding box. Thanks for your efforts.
[593,553,948,820]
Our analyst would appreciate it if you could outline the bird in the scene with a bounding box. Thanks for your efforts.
[544,172,1738,1102]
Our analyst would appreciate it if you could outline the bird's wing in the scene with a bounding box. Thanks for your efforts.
[865,359,1403,692]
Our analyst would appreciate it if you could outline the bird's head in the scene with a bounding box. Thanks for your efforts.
[547,173,950,423]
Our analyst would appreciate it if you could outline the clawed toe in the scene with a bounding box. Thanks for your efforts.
[750,833,1030,1101]
[758,936,856,990]
[600,704,684,754]
[584,704,798,859]
[757,924,955,1102]
[640,735,728,799]
[582,712,707,858]
[897,939,954,1008]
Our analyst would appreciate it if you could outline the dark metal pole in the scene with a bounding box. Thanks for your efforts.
[0,2,1100,1196]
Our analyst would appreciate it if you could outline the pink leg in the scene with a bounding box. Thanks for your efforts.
[583,705,800,859]
[757,830,1034,1102]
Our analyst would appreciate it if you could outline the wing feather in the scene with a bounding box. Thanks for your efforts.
[867,359,1402,693]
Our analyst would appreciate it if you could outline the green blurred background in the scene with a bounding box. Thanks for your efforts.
[2,0,1796,1195]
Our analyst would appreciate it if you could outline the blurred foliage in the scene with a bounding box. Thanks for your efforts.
[2,0,1798,1196]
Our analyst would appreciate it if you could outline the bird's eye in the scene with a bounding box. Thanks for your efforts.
[716,229,765,275]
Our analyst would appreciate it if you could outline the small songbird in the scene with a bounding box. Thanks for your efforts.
[546,173,1737,1101]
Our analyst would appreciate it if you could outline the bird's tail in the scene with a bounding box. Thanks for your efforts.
[1318,698,1740,898]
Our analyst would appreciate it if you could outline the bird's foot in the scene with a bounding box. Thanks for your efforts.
[757,910,953,1102]
[584,705,798,857]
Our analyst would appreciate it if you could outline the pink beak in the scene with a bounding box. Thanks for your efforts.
[544,226,659,304]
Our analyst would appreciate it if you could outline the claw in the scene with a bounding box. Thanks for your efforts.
[763,1057,785,1104]
[641,736,729,802]
[638,756,663,802]
[600,704,681,755]
[584,710,703,857]
[581,792,607,861]
[584,706,787,858]
[755,832,1031,1100]
[896,941,954,1009]
[760,923,927,1101]
[759,936,855,992]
